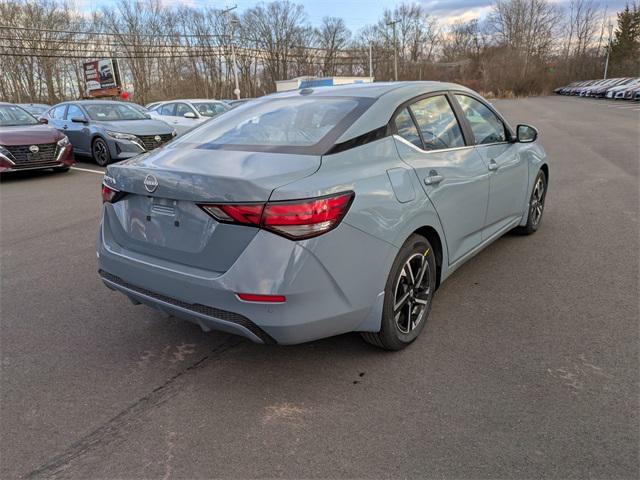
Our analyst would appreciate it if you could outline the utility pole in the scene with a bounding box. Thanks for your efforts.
[223,5,241,100]
[369,43,373,78]
[603,22,613,79]
[386,19,399,81]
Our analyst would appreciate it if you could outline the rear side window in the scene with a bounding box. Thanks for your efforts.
[176,96,370,154]
[394,108,422,148]
[455,95,507,145]
[159,103,176,116]
[410,96,465,151]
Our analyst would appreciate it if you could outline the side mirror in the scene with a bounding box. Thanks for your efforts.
[183,112,197,119]
[38,117,48,124]
[71,116,88,124]
[516,124,538,143]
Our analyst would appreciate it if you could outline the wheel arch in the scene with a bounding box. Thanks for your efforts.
[540,163,549,183]
[413,225,444,290]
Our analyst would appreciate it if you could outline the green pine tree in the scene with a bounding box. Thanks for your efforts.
[609,2,640,76]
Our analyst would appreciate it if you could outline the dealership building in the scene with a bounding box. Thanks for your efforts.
[275,76,374,92]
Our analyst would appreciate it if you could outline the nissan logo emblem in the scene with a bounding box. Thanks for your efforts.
[29,145,39,153]
[154,135,161,143]
[143,174,158,193]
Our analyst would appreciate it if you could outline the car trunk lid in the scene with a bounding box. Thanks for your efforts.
[103,147,320,272]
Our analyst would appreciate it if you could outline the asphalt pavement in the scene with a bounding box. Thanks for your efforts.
[1,96,638,479]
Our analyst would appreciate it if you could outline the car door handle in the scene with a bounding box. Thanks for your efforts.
[488,159,499,171]
[424,171,444,186]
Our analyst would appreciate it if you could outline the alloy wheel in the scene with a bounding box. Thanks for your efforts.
[393,253,432,334]
[530,176,546,226]
[93,140,109,165]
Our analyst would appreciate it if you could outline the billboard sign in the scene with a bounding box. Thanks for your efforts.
[83,59,121,97]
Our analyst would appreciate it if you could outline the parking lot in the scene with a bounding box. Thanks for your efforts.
[1,95,638,479]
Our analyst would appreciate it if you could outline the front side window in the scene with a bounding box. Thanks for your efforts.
[159,103,176,116]
[193,102,228,117]
[51,105,66,120]
[455,94,507,145]
[394,108,422,148]
[409,96,465,151]
[65,104,85,120]
[175,103,194,117]
[0,105,38,126]
[84,103,147,121]
[176,97,367,154]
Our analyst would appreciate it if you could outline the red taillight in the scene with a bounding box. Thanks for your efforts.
[200,204,263,226]
[102,183,123,203]
[237,293,286,303]
[199,191,354,240]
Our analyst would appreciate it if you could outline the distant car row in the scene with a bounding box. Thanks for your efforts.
[0,97,247,172]
[554,77,640,99]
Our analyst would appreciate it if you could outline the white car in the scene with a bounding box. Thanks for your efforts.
[607,78,640,99]
[148,99,230,135]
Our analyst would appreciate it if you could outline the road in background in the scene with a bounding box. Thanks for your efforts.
[1,96,638,479]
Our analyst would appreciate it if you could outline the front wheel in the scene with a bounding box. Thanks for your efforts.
[361,234,436,350]
[92,138,112,167]
[514,169,547,235]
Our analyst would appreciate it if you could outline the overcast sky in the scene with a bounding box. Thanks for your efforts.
[91,0,629,29]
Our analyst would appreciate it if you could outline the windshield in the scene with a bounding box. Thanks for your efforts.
[193,102,228,117]
[20,105,48,115]
[176,96,369,154]
[84,103,147,121]
[0,105,39,126]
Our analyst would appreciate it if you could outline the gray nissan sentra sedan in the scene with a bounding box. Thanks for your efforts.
[98,82,549,350]
[44,100,176,166]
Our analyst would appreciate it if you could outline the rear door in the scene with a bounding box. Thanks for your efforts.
[453,94,528,238]
[393,93,490,264]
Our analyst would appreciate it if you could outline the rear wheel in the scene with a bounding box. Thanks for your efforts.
[92,138,112,166]
[514,169,547,235]
[361,234,436,350]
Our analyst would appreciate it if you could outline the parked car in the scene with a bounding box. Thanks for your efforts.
[0,102,73,173]
[626,84,640,100]
[43,100,176,166]
[609,78,640,99]
[148,99,230,135]
[18,103,50,116]
[98,81,549,350]
[591,77,632,98]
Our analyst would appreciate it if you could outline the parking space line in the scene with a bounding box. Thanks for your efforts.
[71,166,104,175]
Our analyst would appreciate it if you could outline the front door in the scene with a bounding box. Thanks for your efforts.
[453,94,529,238]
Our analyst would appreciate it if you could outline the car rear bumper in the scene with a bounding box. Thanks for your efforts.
[97,217,392,345]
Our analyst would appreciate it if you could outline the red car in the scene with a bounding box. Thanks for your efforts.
[0,102,74,173]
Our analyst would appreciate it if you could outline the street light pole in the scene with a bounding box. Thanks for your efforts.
[223,5,241,100]
[369,42,372,78]
[603,22,613,79]
[386,19,399,81]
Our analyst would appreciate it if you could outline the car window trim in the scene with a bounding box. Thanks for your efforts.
[393,134,475,154]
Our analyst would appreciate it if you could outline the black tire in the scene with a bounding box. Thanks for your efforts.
[92,138,112,167]
[54,166,70,172]
[361,234,436,350]
[513,169,547,235]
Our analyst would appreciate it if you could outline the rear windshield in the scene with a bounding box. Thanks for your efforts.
[175,96,372,154]
[0,105,38,126]
[84,103,147,121]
